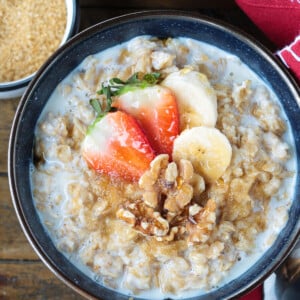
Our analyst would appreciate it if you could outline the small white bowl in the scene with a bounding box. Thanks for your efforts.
[0,0,79,99]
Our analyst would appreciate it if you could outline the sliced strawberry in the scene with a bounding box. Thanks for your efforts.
[82,111,155,182]
[112,85,179,157]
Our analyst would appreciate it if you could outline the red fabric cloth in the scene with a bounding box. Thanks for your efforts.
[277,36,300,80]
[236,0,300,82]
[235,0,300,48]
[240,285,263,300]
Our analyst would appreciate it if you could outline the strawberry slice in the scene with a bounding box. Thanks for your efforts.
[112,85,179,157]
[82,111,155,181]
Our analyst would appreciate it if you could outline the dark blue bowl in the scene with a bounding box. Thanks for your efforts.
[8,10,300,300]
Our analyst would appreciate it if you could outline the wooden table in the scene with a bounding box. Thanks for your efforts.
[0,1,279,299]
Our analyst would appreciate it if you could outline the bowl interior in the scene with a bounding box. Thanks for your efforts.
[9,11,300,300]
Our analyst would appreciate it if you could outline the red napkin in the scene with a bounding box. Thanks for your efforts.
[277,36,300,80]
[240,285,263,300]
[236,0,300,82]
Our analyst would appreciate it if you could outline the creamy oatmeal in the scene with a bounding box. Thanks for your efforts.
[31,36,296,298]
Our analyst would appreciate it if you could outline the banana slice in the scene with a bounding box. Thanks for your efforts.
[172,126,232,183]
[162,69,217,131]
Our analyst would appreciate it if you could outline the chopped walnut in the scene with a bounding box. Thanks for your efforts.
[139,154,169,190]
[143,190,159,208]
[164,162,178,183]
[140,155,195,216]
[155,226,187,242]
[150,154,169,179]
[190,173,205,198]
[164,183,193,213]
[116,208,136,227]
[117,154,216,244]
[117,200,169,237]
[187,199,216,244]
[178,159,194,182]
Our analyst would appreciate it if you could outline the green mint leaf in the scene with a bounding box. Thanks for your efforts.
[106,86,112,111]
[89,99,103,116]
[110,78,125,85]
[104,72,162,96]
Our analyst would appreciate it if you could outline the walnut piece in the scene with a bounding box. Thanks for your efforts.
[164,183,193,213]
[187,199,216,244]
[117,200,169,237]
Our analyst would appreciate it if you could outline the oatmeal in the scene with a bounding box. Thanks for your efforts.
[31,36,296,298]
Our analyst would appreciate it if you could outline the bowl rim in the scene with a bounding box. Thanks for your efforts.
[8,9,300,300]
[0,0,80,96]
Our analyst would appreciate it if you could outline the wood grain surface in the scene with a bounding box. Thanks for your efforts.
[0,100,84,297]
[0,1,277,299]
